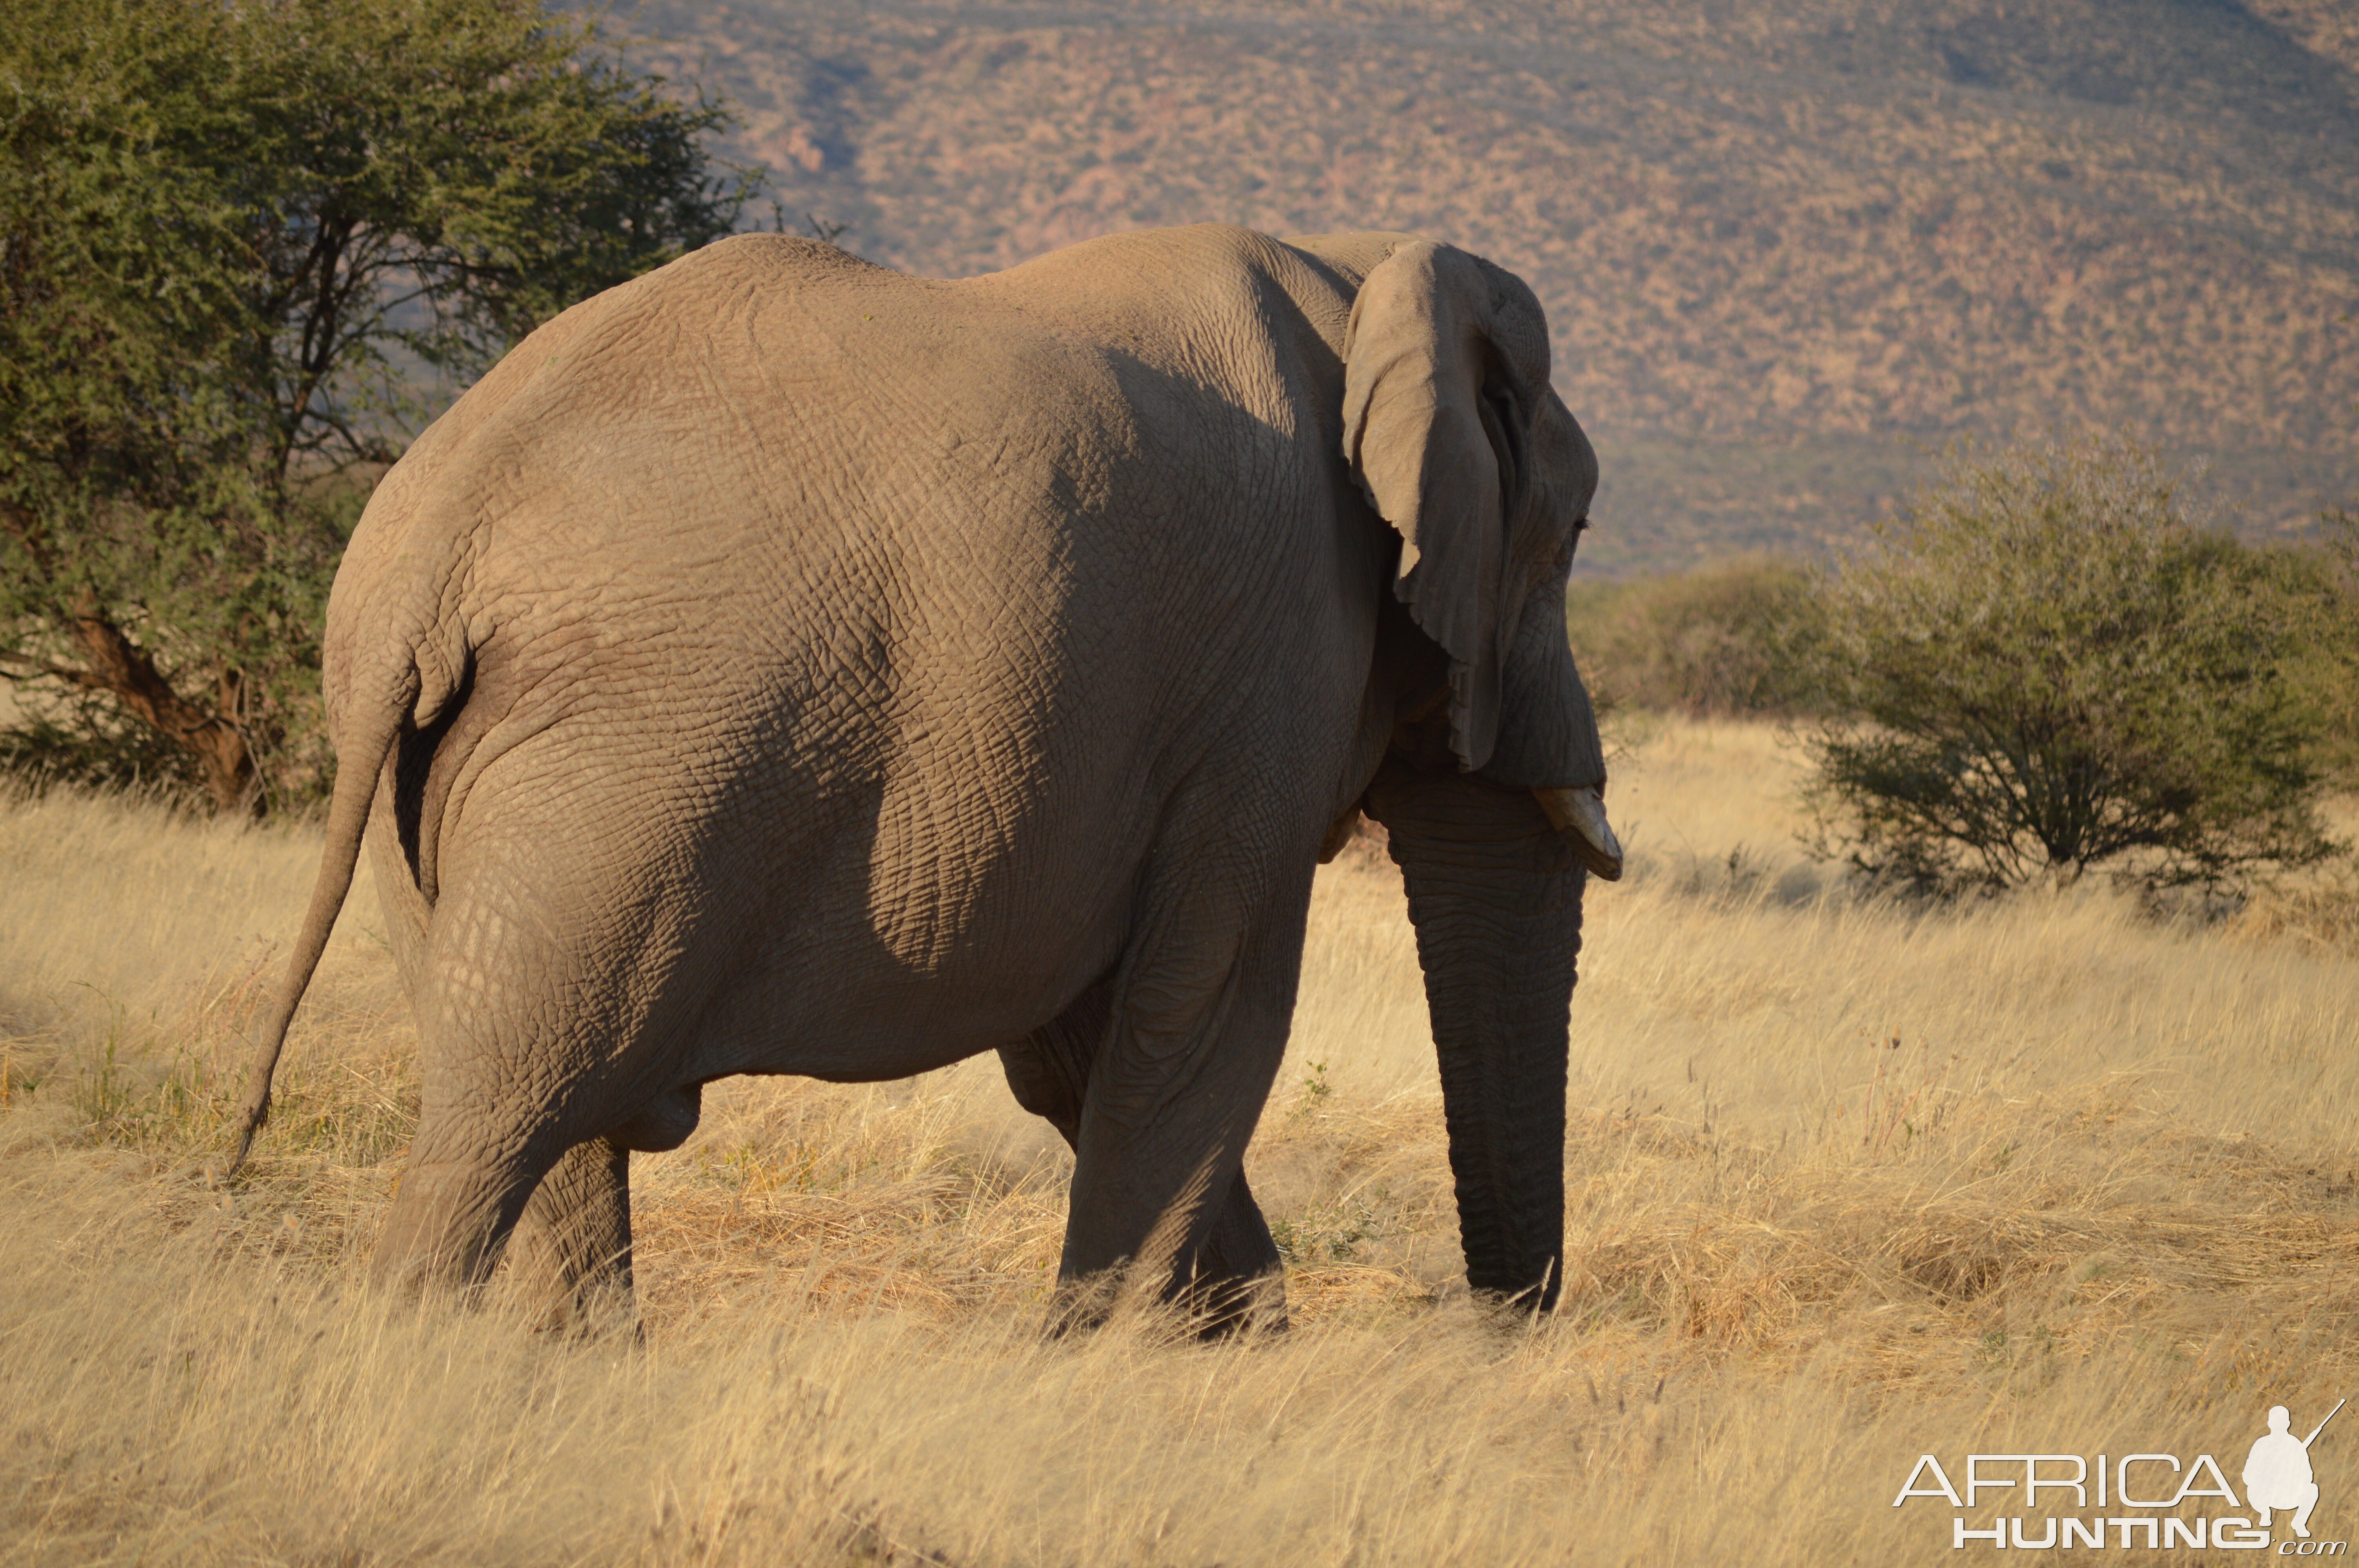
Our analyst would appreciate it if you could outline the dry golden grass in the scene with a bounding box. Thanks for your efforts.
[4,719,2357,1564]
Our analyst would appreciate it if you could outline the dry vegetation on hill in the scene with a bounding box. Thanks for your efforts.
[617,0,2359,571]
[4,721,2355,1564]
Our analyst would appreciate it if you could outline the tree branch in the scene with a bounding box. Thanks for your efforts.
[62,592,223,743]
[0,648,105,687]
[57,592,259,812]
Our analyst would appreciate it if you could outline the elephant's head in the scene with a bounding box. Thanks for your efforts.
[1342,239,1616,1312]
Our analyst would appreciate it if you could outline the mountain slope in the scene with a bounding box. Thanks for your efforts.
[626,0,2359,572]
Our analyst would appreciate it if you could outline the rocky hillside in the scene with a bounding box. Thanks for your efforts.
[623,0,2359,573]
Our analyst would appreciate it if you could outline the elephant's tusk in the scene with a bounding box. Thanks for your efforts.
[1534,785,1624,882]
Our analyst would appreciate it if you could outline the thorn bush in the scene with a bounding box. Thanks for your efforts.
[1803,435,2351,895]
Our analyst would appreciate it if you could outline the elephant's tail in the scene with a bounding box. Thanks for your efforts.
[222,690,410,1178]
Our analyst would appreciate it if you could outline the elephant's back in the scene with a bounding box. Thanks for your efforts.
[338,229,1360,804]
[352,227,1329,582]
[412,229,1316,678]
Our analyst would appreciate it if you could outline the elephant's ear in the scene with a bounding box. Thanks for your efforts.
[1341,239,1554,773]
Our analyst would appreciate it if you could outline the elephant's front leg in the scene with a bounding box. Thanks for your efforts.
[1000,977,1287,1334]
[1040,849,1308,1333]
[503,1136,635,1331]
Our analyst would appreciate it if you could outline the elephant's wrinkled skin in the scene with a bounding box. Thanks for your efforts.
[232,224,1619,1329]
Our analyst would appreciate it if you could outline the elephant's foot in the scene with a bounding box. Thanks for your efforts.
[503,1136,636,1334]
[1185,1270,1288,1338]
[1042,1260,1285,1340]
[1042,1268,1128,1338]
[1039,1173,1291,1339]
[1187,1167,1288,1338]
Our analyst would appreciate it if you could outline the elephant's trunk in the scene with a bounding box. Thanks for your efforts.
[1365,760,1583,1312]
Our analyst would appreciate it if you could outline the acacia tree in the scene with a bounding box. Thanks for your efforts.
[0,0,753,812]
[1805,436,2344,893]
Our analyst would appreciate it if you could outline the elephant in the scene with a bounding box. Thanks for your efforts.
[227,222,1623,1331]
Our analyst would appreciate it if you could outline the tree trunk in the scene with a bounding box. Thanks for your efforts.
[64,593,261,815]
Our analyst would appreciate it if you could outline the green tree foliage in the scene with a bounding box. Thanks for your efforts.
[0,0,752,812]
[1805,437,2346,894]
[1565,555,1829,717]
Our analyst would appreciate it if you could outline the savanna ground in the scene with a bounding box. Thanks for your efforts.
[2,719,2355,1565]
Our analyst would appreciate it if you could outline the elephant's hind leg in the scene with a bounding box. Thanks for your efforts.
[371,761,732,1307]
[503,1136,635,1332]
[372,1002,586,1298]
[372,840,685,1302]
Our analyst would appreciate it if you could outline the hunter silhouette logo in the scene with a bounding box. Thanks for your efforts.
[2249,1399,2344,1540]
[1890,1396,2347,1551]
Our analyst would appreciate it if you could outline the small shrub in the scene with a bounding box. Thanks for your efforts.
[1804,436,2344,894]
[1567,555,1830,717]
